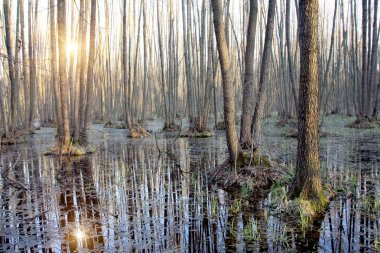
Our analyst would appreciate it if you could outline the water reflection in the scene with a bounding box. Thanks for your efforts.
[0,120,379,252]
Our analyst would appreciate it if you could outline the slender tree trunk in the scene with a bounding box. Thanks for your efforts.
[19,0,29,126]
[81,0,96,145]
[368,0,378,117]
[240,0,258,149]
[50,0,63,137]
[123,0,132,129]
[291,0,326,208]
[360,0,368,118]
[211,0,240,163]
[57,0,71,146]
[285,0,298,114]
[252,0,276,139]
[3,0,17,132]
[78,0,88,133]
[28,0,37,131]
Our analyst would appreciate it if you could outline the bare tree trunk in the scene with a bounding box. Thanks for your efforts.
[320,0,338,115]
[211,0,240,163]
[57,0,71,146]
[240,0,258,149]
[368,0,378,117]
[252,0,276,139]
[81,0,97,145]
[3,0,17,132]
[19,0,29,126]
[360,0,368,118]
[78,0,89,135]
[291,0,326,208]
[50,0,63,137]
[123,0,132,129]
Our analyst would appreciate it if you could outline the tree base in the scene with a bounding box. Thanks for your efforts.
[45,144,96,156]
[162,123,181,131]
[104,121,127,129]
[214,121,225,130]
[346,118,377,129]
[180,129,215,138]
[285,128,334,138]
[128,127,150,138]
[208,153,286,194]
[0,136,26,145]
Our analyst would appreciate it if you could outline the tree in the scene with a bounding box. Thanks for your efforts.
[81,0,97,145]
[240,0,258,149]
[251,0,276,141]
[3,0,17,133]
[211,0,240,163]
[290,0,327,209]
[57,0,71,147]
[50,0,62,137]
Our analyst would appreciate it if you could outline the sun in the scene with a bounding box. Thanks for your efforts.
[75,229,85,240]
[66,41,77,54]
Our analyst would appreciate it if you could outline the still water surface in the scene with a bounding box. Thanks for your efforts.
[0,117,379,252]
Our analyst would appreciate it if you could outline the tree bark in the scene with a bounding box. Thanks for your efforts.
[123,0,132,129]
[240,0,258,149]
[81,0,97,145]
[50,0,63,137]
[252,0,276,139]
[3,0,17,132]
[291,0,326,208]
[285,0,298,114]
[57,0,71,146]
[360,0,368,118]
[211,0,240,163]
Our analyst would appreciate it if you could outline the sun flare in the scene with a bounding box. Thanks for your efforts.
[66,41,77,54]
[75,229,85,240]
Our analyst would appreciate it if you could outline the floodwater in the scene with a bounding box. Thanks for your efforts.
[0,116,379,252]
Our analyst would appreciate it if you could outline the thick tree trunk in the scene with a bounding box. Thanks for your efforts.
[57,0,71,146]
[240,0,258,149]
[50,0,63,137]
[291,0,326,208]
[252,0,276,139]
[81,0,96,145]
[211,0,240,163]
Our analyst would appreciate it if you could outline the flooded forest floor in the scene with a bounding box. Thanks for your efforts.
[0,115,379,252]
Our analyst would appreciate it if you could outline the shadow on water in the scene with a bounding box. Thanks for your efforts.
[0,117,379,252]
